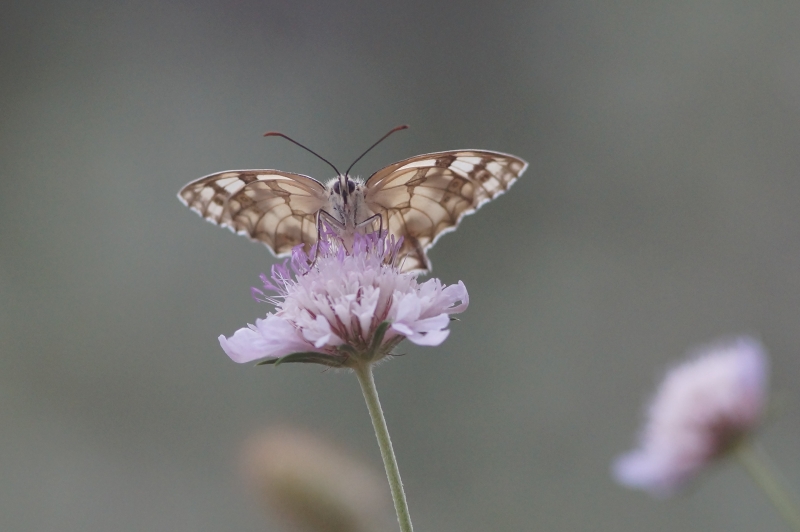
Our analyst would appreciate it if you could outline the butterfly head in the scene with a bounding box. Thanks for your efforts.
[331,174,358,204]
[327,175,367,227]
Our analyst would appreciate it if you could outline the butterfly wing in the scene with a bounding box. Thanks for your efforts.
[178,170,328,256]
[364,150,528,272]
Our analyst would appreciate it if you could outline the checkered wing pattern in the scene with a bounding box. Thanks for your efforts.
[364,150,528,271]
[178,170,328,256]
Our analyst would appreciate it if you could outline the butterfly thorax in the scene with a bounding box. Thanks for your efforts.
[324,175,373,249]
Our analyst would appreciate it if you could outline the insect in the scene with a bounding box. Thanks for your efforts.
[178,126,527,272]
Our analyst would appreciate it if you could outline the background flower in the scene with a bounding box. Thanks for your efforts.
[613,336,769,497]
[241,427,393,532]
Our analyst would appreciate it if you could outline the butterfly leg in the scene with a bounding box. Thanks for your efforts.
[318,209,346,234]
[355,213,383,236]
[308,210,323,266]
[317,209,364,253]
[305,209,344,267]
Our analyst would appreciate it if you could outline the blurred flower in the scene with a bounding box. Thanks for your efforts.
[241,427,392,532]
[613,336,769,497]
[219,228,468,367]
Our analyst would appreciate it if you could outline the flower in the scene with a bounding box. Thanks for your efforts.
[241,427,392,532]
[219,228,469,367]
[613,336,769,497]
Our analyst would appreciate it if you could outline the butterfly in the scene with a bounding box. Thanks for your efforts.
[178,127,527,272]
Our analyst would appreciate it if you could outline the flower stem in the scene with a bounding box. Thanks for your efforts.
[734,440,800,532]
[354,362,413,532]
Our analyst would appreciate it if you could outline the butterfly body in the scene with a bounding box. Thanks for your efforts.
[323,175,375,245]
[179,150,527,272]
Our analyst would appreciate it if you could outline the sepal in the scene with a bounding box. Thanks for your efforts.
[257,352,347,367]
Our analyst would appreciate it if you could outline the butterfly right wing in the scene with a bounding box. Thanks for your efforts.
[178,170,328,256]
[363,150,528,272]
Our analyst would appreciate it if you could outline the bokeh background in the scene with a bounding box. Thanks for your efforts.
[3,1,800,530]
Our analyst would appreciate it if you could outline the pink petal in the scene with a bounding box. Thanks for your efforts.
[219,315,314,364]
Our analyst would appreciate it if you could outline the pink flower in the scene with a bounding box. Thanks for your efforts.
[219,228,469,367]
[613,336,769,497]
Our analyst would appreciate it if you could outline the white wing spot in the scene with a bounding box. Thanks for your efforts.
[486,161,503,174]
[401,159,438,170]
[450,159,477,174]
[206,202,224,218]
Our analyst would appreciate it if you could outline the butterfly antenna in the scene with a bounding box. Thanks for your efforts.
[264,131,341,176]
[345,124,409,177]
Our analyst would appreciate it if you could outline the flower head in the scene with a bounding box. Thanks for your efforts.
[241,427,392,532]
[613,336,769,497]
[219,227,468,367]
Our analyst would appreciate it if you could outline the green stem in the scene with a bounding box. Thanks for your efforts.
[354,362,413,532]
[734,440,800,532]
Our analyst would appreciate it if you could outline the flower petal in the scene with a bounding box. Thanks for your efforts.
[406,328,450,346]
[442,281,469,314]
[392,314,451,346]
[219,314,315,364]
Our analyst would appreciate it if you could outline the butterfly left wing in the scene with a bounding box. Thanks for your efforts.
[364,150,528,272]
[178,170,328,256]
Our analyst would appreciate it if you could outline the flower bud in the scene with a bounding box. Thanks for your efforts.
[241,427,393,532]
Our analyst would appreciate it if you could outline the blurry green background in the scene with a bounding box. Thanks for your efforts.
[3,1,800,530]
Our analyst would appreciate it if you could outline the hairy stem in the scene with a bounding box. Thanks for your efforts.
[354,362,413,532]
